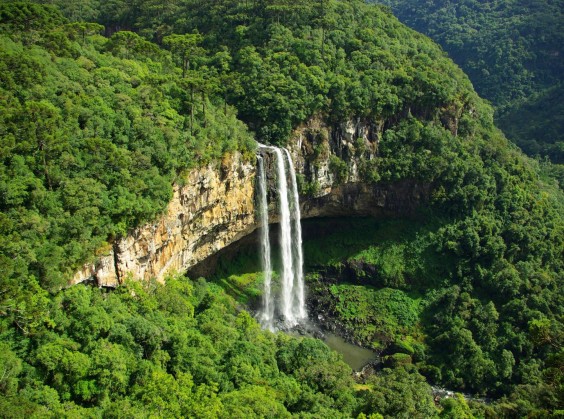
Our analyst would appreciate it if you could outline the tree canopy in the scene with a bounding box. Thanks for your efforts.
[0,0,562,417]
[373,0,564,166]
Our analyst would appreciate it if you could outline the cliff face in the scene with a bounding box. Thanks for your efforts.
[73,118,429,286]
[287,117,429,220]
[72,153,256,286]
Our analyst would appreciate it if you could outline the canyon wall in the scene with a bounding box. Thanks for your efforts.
[73,118,429,286]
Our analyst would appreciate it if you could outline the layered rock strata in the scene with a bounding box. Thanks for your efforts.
[72,153,256,286]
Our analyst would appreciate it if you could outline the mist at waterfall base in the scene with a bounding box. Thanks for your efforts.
[256,145,307,330]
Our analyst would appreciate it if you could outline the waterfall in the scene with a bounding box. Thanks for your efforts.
[273,147,295,323]
[256,144,307,328]
[284,148,306,321]
[257,155,274,330]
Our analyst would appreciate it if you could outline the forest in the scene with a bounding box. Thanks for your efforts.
[0,0,562,417]
[373,0,564,174]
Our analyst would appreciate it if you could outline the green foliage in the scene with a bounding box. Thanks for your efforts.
[217,272,264,305]
[0,1,562,416]
[439,394,474,419]
[357,365,438,418]
[41,0,480,145]
[497,84,564,164]
[352,243,408,288]
[329,154,348,184]
[163,32,204,76]
[0,3,66,40]
[309,278,422,350]
[0,3,254,292]
[0,343,22,396]
[0,277,369,417]
[302,208,562,412]
[303,218,422,269]
[374,0,564,164]
[297,174,321,197]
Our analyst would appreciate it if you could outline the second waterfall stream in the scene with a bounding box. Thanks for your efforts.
[256,144,307,330]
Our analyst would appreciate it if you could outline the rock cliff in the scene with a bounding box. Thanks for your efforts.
[73,118,429,286]
[287,117,429,220]
[72,153,256,286]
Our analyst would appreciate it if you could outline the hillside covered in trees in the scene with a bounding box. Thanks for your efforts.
[373,0,564,167]
[0,1,562,417]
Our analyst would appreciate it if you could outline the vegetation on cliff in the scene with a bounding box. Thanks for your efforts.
[0,0,562,417]
[0,2,255,295]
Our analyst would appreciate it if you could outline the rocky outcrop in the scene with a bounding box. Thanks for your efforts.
[72,153,256,286]
[287,117,428,219]
[73,117,430,287]
[287,116,381,191]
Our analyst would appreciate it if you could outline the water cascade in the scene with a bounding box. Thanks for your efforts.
[256,145,307,329]
[284,148,306,320]
[273,147,296,323]
[257,155,274,329]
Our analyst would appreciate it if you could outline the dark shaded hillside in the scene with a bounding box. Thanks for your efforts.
[373,0,564,164]
[498,83,564,164]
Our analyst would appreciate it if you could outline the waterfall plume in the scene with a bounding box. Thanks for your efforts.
[284,148,306,321]
[273,147,296,323]
[257,155,274,330]
[256,145,307,329]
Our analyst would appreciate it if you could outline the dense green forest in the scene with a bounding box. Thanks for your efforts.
[0,0,563,417]
[372,0,564,167]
